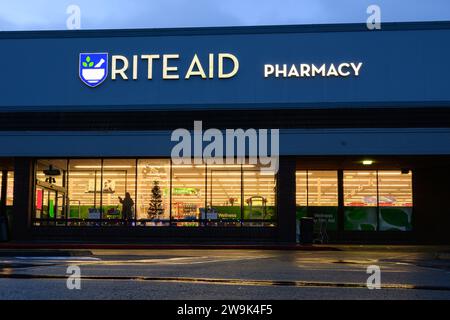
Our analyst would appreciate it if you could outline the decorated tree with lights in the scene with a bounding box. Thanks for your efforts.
[148,180,164,219]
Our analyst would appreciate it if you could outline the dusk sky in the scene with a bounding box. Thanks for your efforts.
[0,0,449,31]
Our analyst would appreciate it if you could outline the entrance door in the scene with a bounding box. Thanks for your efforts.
[35,185,66,225]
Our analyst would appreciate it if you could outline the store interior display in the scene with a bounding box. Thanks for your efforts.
[296,170,413,232]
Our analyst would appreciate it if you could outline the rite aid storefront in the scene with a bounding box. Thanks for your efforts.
[1,22,450,243]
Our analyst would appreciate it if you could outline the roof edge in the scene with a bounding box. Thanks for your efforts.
[1,20,450,39]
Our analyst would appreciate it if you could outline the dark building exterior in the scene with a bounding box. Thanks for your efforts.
[1,22,450,244]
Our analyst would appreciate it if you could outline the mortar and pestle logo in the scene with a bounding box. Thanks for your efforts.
[79,53,108,87]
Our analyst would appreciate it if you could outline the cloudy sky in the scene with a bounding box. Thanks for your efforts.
[0,0,449,31]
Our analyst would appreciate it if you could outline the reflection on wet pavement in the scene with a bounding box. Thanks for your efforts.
[0,248,450,299]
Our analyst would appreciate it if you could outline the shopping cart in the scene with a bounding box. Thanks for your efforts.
[313,218,329,244]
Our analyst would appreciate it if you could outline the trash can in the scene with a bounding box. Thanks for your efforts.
[299,217,314,244]
[0,216,8,242]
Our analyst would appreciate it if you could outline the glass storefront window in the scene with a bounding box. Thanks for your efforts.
[36,160,67,187]
[67,159,102,223]
[29,157,419,235]
[243,167,276,226]
[295,170,338,231]
[35,159,276,226]
[343,170,413,231]
[344,206,378,231]
[7,172,13,206]
[307,171,338,231]
[344,171,378,206]
[378,171,412,207]
[295,171,307,207]
[0,171,14,206]
[208,165,242,226]
[295,171,308,220]
[33,159,278,227]
[31,159,414,233]
[171,162,206,226]
[308,171,338,207]
[35,160,68,223]
[137,159,170,225]
[378,171,413,231]
[296,169,413,233]
[202,162,277,227]
[344,170,378,231]
[102,159,136,223]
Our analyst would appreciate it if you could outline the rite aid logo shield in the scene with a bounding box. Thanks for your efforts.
[79,53,108,87]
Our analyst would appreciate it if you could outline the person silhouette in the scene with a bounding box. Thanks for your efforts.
[118,192,134,226]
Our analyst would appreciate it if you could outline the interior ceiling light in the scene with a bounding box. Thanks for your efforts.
[362,160,374,165]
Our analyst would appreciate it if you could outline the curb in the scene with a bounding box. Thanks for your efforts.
[437,252,450,260]
[0,249,93,257]
[0,243,340,251]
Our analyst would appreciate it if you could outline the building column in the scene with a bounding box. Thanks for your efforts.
[0,169,7,218]
[11,158,34,240]
[413,165,450,244]
[276,156,297,243]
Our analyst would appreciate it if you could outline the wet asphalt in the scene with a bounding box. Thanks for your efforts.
[1,247,450,299]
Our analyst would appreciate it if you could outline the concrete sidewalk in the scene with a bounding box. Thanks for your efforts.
[1,242,450,256]
[0,241,340,252]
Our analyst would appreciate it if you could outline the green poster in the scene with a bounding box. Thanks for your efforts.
[344,207,377,231]
[379,207,412,231]
[49,199,54,218]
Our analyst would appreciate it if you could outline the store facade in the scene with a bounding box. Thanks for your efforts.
[1,22,450,243]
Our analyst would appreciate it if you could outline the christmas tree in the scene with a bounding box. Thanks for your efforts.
[148,180,164,219]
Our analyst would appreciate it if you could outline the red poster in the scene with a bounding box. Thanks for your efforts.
[36,189,42,210]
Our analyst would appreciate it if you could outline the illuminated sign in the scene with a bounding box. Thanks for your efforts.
[78,52,363,87]
[79,53,108,87]
[264,62,363,78]
[79,52,239,87]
